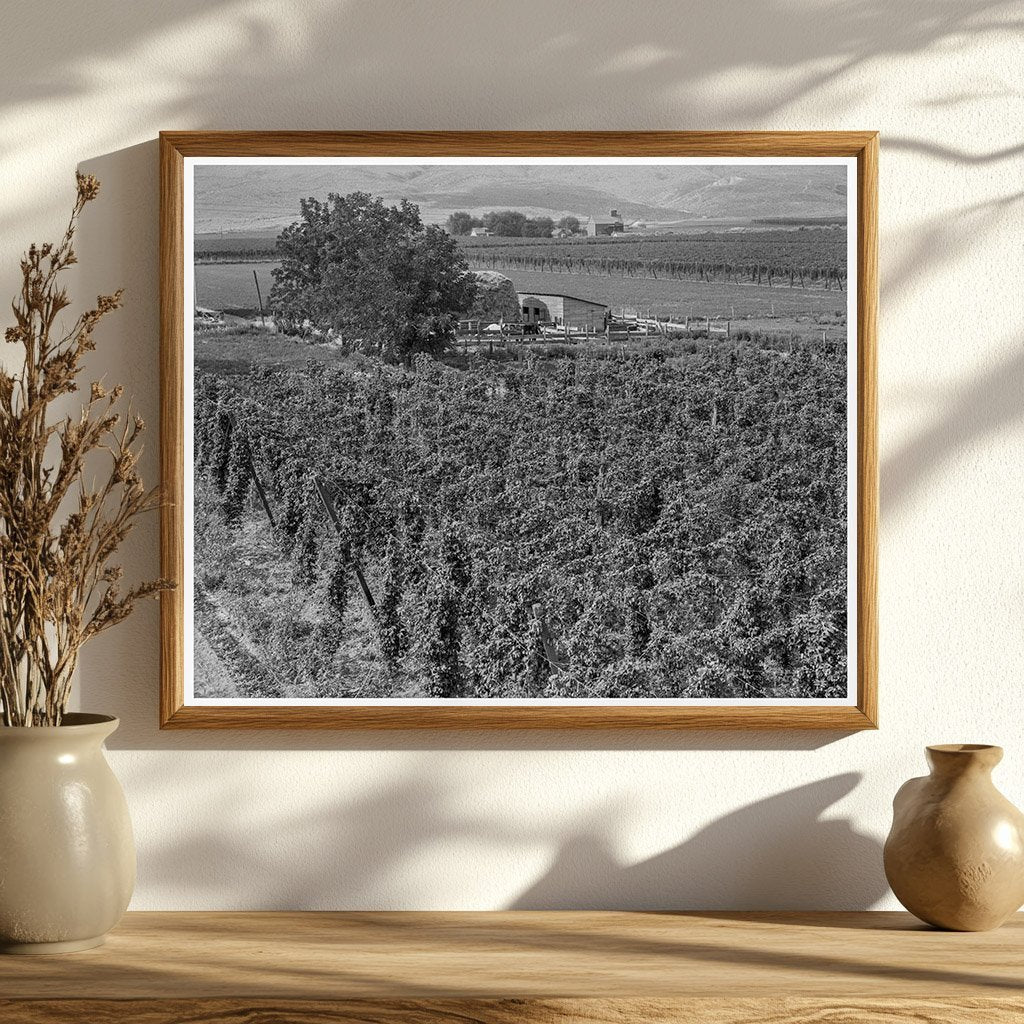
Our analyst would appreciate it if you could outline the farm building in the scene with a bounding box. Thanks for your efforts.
[516,292,609,331]
[469,226,492,237]
[585,211,624,236]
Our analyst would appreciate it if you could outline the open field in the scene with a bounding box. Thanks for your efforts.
[194,231,847,293]
[460,230,847,294]
[504,268,846,320]
[195,261,847,327]
[196,262,278,312]
[194,327,356,375]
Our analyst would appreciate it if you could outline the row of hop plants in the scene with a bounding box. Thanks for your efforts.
[193,341,847,701]
[470,252,846,289]
[194,375,528,697]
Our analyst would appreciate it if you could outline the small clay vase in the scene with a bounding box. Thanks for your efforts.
[884,744,1024,931]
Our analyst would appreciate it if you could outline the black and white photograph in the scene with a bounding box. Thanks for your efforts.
[183,154,857,708]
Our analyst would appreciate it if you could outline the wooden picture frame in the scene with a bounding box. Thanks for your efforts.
[160,131,878,730]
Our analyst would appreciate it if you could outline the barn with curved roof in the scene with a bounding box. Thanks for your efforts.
[516,292,609,331]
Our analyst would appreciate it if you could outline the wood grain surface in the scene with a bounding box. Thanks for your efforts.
[159,130,879,731]
[3,997,1023,1024]
[1,911,1020,997]
[159,132,185,732]
[161,130,880,158]
[0,911,1020,1023]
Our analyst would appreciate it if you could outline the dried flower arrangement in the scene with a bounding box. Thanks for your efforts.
[0,173,171,726]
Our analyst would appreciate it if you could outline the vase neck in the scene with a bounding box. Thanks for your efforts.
[0,714,119,750]
[926,743,1002,780]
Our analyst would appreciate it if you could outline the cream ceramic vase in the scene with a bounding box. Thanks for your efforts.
[884,744,1024,931]
[0,714,135,953]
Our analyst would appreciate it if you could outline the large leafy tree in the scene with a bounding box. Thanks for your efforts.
[523,216,555,238]
[445,211,474,235]
[483,210,528,237]
[480,211,553,237]
[270,191,477,362]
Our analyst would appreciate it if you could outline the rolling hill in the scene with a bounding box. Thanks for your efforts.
[193,162,847,236]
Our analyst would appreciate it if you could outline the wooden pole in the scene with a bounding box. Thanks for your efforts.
[532,602,567,671]
[226,412,276,531]
[312,475,376,610]
[253,269,266,330]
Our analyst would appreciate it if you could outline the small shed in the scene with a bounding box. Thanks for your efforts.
[516,292,609,331]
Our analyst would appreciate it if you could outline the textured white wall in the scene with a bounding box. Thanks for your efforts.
[1,0,1021,910]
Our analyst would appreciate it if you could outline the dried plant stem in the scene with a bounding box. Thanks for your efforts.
[0,173,172,726]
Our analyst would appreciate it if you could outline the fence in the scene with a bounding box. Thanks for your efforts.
[456,314,838,355]
[457,315,735,344]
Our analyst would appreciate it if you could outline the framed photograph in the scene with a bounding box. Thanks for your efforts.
[160,131,877,729]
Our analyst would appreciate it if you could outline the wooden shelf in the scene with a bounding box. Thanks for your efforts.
[0,911,1021,1022]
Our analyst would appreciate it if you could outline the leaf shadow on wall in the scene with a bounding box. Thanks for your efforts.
[130,759,886,911]
[3,0,1013,131]
[882,192,1023,314]
[126,762,1024,986]
[0,0,1017,245]
[882,339,1024,511]
[511,773,887,911]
